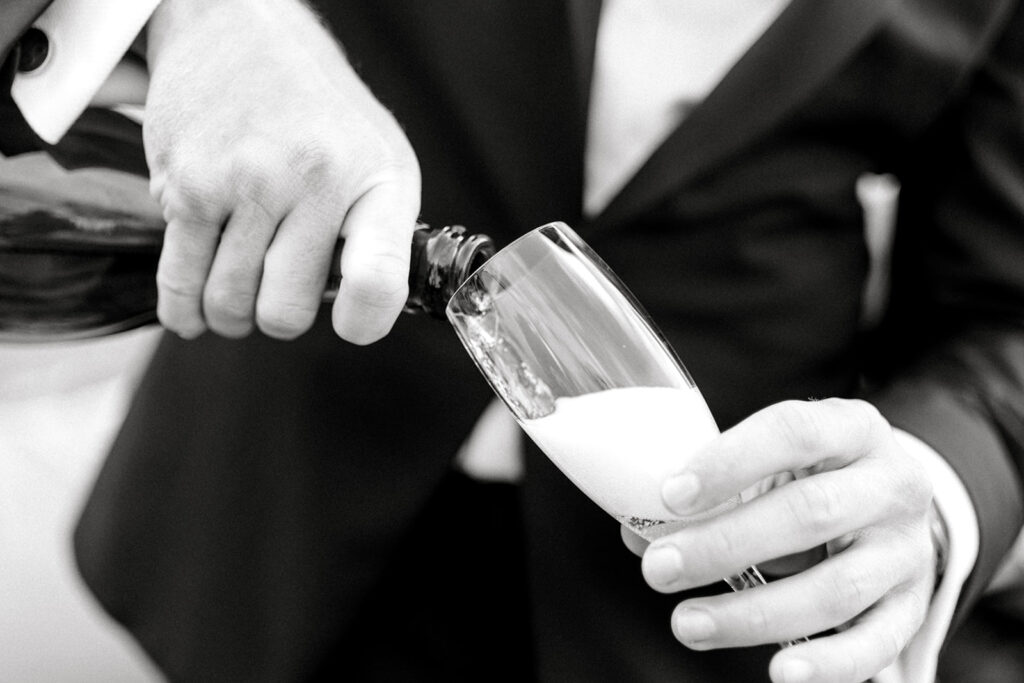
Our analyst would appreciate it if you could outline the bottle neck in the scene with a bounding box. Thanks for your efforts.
[407,224,495,318]
[324,223,495,318]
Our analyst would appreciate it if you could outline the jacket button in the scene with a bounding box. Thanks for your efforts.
[17,28,49,73]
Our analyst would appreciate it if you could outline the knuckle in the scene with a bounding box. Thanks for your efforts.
[839,397,888,436]
[882,458,934,520]
[284,124,420,214]
[164,174,223,224]
[815,567,874,622]
[836,398,888,443]
[707,524,739,565]
[204,287,255,322]
[229,148,278,205]
[869,625,904,670]
[147,147,172,176]
[363,148,421,198]
[741,599,772,635]
[342,256,410,312]
[903,585,931,628]
[832,648,862,683]
[256,299,318,339]
[772,400,828,454]
[787,478,843,534]
[289,141,340,186]
[892,521,935,581]
[155,302,204,339]
[365,150,420,186]
[286,139,356,206]
[901,459,934,511]
[156,270,203,300]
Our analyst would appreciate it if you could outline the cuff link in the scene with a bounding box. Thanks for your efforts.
[17,27,50,73]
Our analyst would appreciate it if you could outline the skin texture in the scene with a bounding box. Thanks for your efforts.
[144,0,421,343]
[623,398,937,683]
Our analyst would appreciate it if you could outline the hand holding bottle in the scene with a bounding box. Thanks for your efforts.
[145,0,421,343]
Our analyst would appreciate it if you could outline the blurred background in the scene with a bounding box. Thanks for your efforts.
[0,327,163,682]
[1,150,162,682]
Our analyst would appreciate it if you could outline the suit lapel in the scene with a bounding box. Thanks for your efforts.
[565,0,603,127]
[592,0,896,230]
[432,2,589,236]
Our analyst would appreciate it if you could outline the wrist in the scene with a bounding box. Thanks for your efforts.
[148,0,344,73]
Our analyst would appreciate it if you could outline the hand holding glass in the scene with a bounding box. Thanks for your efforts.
[446,222,771,596]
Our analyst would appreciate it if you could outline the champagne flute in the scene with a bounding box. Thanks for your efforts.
[446,222,773,598]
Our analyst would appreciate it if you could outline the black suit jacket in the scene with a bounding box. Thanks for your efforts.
[4,0,1024,680]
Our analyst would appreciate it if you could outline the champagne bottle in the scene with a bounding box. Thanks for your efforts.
[0,214,494,342]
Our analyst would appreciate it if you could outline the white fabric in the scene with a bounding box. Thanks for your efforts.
[454,398,525,483]
[584,0,790,216]
[875,430,980,683]
[0,326,164,682]
[10,0,158,144]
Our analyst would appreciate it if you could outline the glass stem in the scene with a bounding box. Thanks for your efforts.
[723,564,810,648]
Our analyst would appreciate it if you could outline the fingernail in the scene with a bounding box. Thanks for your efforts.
[663,471,701,513]
[643,545,684,587]
[779,658,815,683]
[674,608,716,643]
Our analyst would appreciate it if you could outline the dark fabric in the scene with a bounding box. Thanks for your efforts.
[1,0,52,155]
[40,108,147,176]
[938,597,1024,682]
[864,0,1024,634]
[0,101,146,174]
[521,439,778,681]
[0,71,44,157]
[315,469,535,681]
[51,0,1024,680]
[0,0,51,66]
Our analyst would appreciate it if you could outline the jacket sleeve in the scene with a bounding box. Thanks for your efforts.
[866,0,1024,630]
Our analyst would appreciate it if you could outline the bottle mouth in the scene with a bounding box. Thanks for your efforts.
[413,225,495,318]
[454,233,496,280]
[445,222,577,317]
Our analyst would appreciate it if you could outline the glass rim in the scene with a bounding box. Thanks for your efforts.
[444,220,698,391]
[445,221,577,314]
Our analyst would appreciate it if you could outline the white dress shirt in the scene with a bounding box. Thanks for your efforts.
[11,2,981,681]
[11,0,157,143]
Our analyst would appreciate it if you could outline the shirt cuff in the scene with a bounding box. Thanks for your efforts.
[874,428,980,683]
[10,0,160,144]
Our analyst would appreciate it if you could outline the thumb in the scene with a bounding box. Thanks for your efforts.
[332,180,421,344]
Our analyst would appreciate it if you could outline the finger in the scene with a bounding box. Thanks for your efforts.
[202,202,281,337]
[621,524,649,557]
[767,588,929,683]
[662,399,893,516]
[157,215,223,339]
[665,533,912,648]
[645,460,931,590]
[332,180,420,345]
[255,201,342,340]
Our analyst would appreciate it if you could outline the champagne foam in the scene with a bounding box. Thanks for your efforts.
[521,386,720,521]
